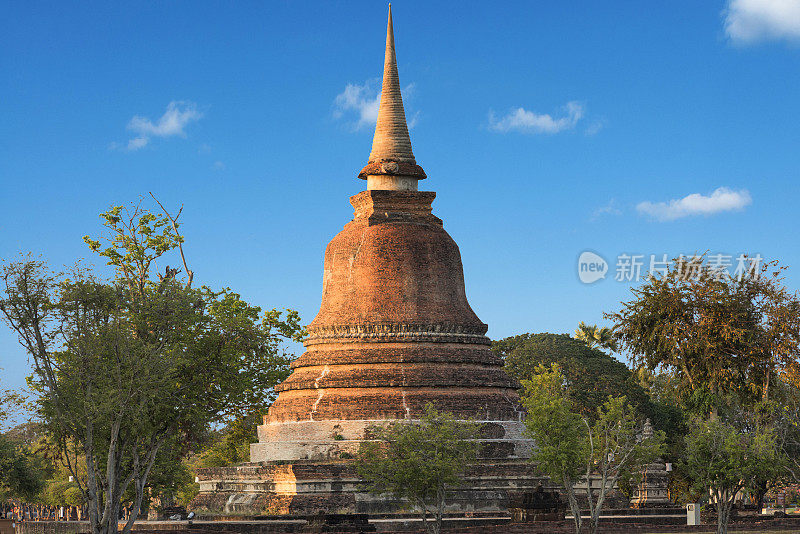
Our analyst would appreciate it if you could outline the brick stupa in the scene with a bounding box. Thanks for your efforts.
[193,7,542,516]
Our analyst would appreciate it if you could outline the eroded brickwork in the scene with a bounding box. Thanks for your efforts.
[265,190,522,426]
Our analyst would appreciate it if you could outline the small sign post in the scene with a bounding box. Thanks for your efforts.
[687,503,701,525]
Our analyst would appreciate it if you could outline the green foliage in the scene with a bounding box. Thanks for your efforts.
[0,433,44,500]
[494,333,650,419]
[0,201,303,534]
[775,372,800,485]
[0,382,30,431]
[195,413,262,469]
[4,422,46,447]
[590,395,667,483]
[356,404,480,534]
[685,417,781,495]
[521,364,665,534]
[497,333,685,462]
[0,380,44,500]
[520,364,588,487]
[684,416,783,534]
[607,255,800,508]
[574,322,618,352]
[83,204,182,286]
[608,255,800,413]
[42,479,85,507]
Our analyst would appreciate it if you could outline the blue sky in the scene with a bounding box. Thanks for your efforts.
[2,1,800,401]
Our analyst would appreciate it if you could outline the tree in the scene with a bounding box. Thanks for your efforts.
[608,255,800,413]
[0,434,43,501]
[494,333,651,419]
[356,404,480,534]
[521,364,665,534]
[0,381,44,501]
[0,382,27,428]
[194,412,263,469]
[496,333,685,485]
[0,200,302,534]
[738,372,800,509]
[684,416,783,534]
[574,322,618,353]
[777,366,800,485]
[519,364,587,533]
[42,478,85,509]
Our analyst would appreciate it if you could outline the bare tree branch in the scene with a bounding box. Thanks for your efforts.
[149,192,193,288]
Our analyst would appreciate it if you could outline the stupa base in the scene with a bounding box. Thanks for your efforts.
[250,418,532,462]
[191,459,551,517]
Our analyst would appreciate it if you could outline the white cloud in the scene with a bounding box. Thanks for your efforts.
[213,161,225,171]
[724,0,800,43]
[407,110,420,130]
[123,101,202,151]
[334,81,381,131]
[333,81,416,131]
[488,101,584,134]
[585,120,605,136]
[636,187,752,221]
[127,137,149,150]
[591,199,622,220]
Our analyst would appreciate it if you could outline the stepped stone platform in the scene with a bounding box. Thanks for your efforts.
[193,459,548,516]
[21,515,800,534]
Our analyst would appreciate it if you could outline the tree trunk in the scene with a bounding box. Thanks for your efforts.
[590,470,612,534]
[434,485,445,534]
[755,480,769,513]
[564,484,583,534]
[122,484,144,534]
[717,498,732,534]
[416,499,430,534]
[590,492,605,534]
[121,442,161,534]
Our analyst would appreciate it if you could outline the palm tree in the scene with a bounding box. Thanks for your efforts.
[574,322,618,353]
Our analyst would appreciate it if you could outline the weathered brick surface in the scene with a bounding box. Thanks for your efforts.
[290,346,504,369]
[266,190,523,426]
[190,491,356,516]
[193,458,552,517]
[197,460,545,483]
[267,387,522,422]
[306,191,485,332]
[277,363,517,391]
[188,187,538,516]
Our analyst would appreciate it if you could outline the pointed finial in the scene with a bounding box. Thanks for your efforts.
[359,5,426,185]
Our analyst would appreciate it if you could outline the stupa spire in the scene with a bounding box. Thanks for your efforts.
[359,5,426,187]
[369,5,414,164]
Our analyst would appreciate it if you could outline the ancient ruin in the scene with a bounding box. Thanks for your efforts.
[193,7,544,516]
[630,420,672,508]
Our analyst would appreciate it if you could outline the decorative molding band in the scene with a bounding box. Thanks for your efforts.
[304,322,490,346]
[358,160,427,180]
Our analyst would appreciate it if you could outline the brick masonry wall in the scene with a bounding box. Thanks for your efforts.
[266,190,523,426]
